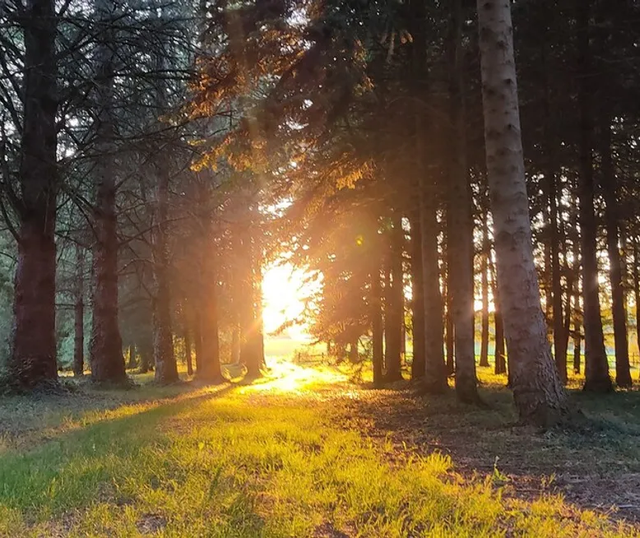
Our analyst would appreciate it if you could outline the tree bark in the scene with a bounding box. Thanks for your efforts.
[127,344,136,370]
[371,258,384,388]
[490,258,507,375]
[384,217,404,381]
[600,113,631,387]
[73,244,85,377]
[89,0,126,385]
[449,0,479,403]
[479,215,490,368]
[7,0,59,389]
[152,164,178,385]
[634,238,640,363]
[477,0,570,424]
[184,325,193,376]
[576,0,613,392]
[409,210,426,380]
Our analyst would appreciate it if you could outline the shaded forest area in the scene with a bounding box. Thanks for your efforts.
[1,0,640,534]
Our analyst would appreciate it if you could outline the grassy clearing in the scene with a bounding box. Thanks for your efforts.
[0,363,637,537]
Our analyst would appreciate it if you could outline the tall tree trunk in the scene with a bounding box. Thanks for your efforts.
[479,215,490,368]
[89,0,126,385]
[197,253,223,384]
[449,0,479,403]
[421,193,448,392]
[152,164,178,384]
[384,217,404,381]
[7,0,59,389]
[490,258,507,375]
[409,210,426,380]
[576,0,612,392]
[477,0,570,424]
[138,332,153,374]
[73,244,85,377]
[193,310,203,375]
[371,258,384,388]
[634,238,640,363]
[600,114,631,387]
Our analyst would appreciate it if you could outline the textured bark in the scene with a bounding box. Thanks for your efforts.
[477,0,570,424]
[576,0,613,393]
[73,244,85,377]
[152,166,178,385]
[7,0,59,389]
[450,0,479,403]
[89,0,126,385]
[600,115,631,387]
[409,211,426,380]
[384,217,404,381]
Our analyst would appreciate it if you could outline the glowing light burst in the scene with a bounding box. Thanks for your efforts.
[261,262,319,341]
[243,356,350,394]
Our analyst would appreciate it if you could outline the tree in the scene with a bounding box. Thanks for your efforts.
[477,0,570,425]
[4,0,59,389]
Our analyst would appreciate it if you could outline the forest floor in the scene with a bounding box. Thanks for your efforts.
[0,360,639,537]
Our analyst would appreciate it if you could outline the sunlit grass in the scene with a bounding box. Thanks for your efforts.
[0,364,636,537]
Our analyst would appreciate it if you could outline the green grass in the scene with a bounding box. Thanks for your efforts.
[0,366,637,537]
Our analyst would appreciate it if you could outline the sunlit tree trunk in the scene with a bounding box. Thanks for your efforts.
[600,113,631,387]
[184,324,194,376]
[490,258,507,375]
[634,238,640,362]
[89,0,126,385]
[127,344,136,370]
[449,0,479,403]
[7,0,59,389]
[576,0,612,393]
[477,0,570,424]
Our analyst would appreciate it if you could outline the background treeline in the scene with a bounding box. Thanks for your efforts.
[1,0,639,423]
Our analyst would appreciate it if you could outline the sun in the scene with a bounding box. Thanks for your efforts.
[261,262,316,341]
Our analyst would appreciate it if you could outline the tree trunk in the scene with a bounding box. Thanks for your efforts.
[73,244,85,377]
[384,217,404,381]
[194,310,203,375]
[491,259,507,375]
[409,210,426,380]
[184,325,193,376]
[197,253,223,384]
[477,0,570,424]
[634,238,640,364]
[421,192,448,392]
[89,0,126,385]
[479,216,490,368]
[600,114,631,387]
[138,332,153,374]
[371,258,384,388]
[576,0,613,393]
[449,0,479,403]
[7,0,59,389]
[152,165,178,385]
[127,344,136,370]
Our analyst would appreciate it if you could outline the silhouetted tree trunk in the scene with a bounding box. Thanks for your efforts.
[449,0,479,403]
[89,0,126,385]
[477,0,570,424]
[152,163,178,385]
[73,244,85,377]
[7,0,59,389]
[139,332,153,374]
[491,260,507,375]
[421,192,448,392]
[479,216,490,367]
[184,325,193,376]
[576,0,612,392]
[409,210,426,380]
[127,344,136,369]
[600,112,631,387]
[384,217,404,381]
[371,258,384,388]
[194,310,203,375]
[634,238,640,361]
[197,252,223,384]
